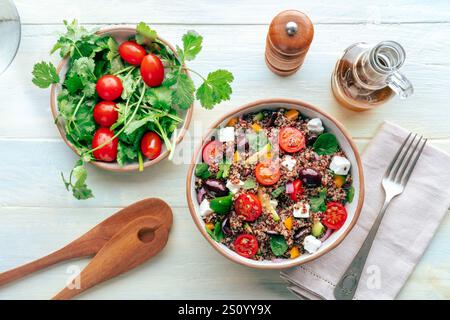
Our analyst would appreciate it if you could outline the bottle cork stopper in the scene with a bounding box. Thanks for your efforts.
[265,10,314,76]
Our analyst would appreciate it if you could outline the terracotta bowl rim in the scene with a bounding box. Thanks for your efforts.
[186,98,365,269]
[50,25,194,172]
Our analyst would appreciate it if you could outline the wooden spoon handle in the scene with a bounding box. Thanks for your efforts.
[0,243,95,287]
[52,216,169,300]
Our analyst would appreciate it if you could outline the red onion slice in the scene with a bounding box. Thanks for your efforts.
[286,181,294,194]
[320,228,333,242]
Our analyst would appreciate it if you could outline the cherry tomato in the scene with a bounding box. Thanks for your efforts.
[140,54,164,87]
[322,202,348,230]
[96,75,123,101]
[255,161,281,186]
[92,128,118,162]
[93,101,118,127]
[234,193,262,222]
[202,140,223,165]
[140,131,162,160]
[118,41,146,65]
[279,127,306,153]
[288,179,304,201]
[234,234,259,258]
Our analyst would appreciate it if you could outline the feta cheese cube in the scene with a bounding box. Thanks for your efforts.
[281,155,297,171]
[293,201,310,218]
[226,179,244,194]
[219,127,235,142]
[303,235,322,254]
[199,199,213,217]
[329,156,351,175]
[307,118,324,134]
[270,199,278,209]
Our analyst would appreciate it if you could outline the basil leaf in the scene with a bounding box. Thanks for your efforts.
[209,193,232,214]
[310,188,328,213]
[270,235,288,256]
[217,163,231,179]
[313,133,339,155]
[206,222,224,242]
[195,163,211,179]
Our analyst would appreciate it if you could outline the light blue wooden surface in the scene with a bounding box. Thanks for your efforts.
[0,0,449,299]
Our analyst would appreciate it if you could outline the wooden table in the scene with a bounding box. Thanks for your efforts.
[0,0,449,299]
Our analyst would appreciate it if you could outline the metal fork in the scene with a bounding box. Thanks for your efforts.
[334,133,427,300]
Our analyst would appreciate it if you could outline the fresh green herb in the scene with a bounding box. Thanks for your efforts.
[195,70,234,110]
[313,133,339,155]
[270,235,288,256]
[216,163,231,179]
[253,112,264,122]
[61,160,93,200]
[242,178,257,190]
[271,186,285,198]
[206,221,224,242]
[346,185,355,203]
[310,188,328,213]
[32,62,60,88]
[32,20,234,199]
[209,193,233,214]
[195,163,211,179]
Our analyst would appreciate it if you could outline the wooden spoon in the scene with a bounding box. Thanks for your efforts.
[52,216,170,300]
[0,198,172,287]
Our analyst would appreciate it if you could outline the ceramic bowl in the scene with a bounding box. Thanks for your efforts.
[186,98,364,269]
[50,26,193,172]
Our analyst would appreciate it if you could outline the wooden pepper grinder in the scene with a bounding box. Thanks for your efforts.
[265,10,314,76]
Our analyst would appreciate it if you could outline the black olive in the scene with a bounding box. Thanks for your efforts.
[300,168,322,187]
[204,178,228,196]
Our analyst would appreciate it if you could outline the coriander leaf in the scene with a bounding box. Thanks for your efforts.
[136,22,157,45]
[118,74,138,100]
[313,133,339,155]
[72,164,88,188]
[182,30,203,61]
[106,36,119,61]
[196,69,233,109]
[61,160,93,200]
[242,178,257,190]
[72,185,94,200]
[32,61,60,88]
[172,73,195,110]
[117,142,138,166]
[217,163,231,179]
[51,19,91,58]
[270,235,288,256]
[124,113,158,135]
[64,74,83,93]
[71,57,96,80]
[145,86,173,110]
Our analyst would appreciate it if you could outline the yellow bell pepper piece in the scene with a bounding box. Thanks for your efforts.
[290,246,301,259]
[233,151,240,163]
[205,223,215,231]
[334,175,346,188]
[285,109,299,121]
[251,123,262,133]
[284,216,294,230]
[226,117,238,127]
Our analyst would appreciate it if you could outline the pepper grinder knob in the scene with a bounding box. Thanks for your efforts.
[265,10,314,76]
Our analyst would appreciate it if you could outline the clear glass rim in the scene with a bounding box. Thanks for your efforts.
[0,0,22,75]
[370,40,406,74]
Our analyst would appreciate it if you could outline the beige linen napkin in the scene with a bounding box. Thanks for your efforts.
[281,121,450,300]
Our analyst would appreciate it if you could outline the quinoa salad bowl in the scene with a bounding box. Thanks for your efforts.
[186,99,364,269]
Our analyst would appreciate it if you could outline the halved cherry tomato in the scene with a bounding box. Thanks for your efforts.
[140,131,162,160]
[92,128,118,162]
[202,140,223,165]
[322,202,348,230]
[234,234,259,258]
[279,127,305,153]
[140,54,164,87]
[96,75,123,101]
[118,41,146,65]
[93,101,118,127]
[234,193,262,222]
[255,161,280,186]
[289,179,304,201]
